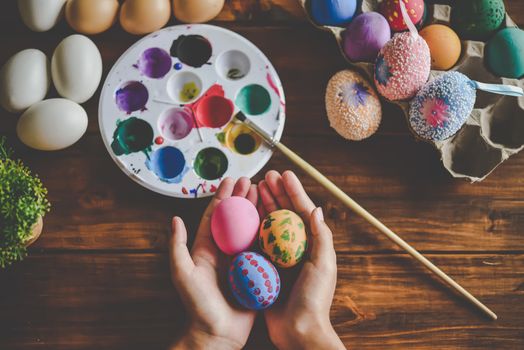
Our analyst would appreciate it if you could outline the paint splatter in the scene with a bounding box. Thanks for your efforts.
[111,117,154,156]
[146,146,189,183]
[194,148,228,180]
[158,107,194,140]
[180,81,201,102]
[155,136,164,145]
[235,84,271,115]
[228,68,245,80]
[137,48,172,79]
[170,35,212,68]
[115,81,149,114]
[174,62,183,70]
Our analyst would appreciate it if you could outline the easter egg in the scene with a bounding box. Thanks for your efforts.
[65,0,119,35]
[52,34,102,103]
[211,197,260,255]
[17,98,88,151]
[451,0,505,41]
[486,28,524,79]
[120,0,171,35]
[228,252,280,310]
[310,0,357,27]
[374,32,431,101]
[172,0,225,23]
[0,49,50,113]
[325,70,382,141]
[408,72,476,141]
[259,210,307,268]
[343,12,391,62]
[379,0,425,32]
[18,0,66,32]
[420,24,461,71]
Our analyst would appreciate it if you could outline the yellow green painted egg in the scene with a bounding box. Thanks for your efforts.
[259,209,307,268]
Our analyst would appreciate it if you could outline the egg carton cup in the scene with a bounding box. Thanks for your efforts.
[300,0,524,182]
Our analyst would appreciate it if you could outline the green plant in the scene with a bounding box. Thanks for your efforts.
[0,137,50,268]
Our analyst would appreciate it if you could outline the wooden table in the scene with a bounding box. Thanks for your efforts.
[1,1,524,349]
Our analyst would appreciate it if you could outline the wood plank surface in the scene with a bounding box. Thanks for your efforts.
[1,0,524,349]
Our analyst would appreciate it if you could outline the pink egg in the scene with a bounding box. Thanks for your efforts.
[211,196,260,255]
[374,32,430,101]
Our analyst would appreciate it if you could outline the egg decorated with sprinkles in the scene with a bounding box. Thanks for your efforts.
[228,251,280,310]
[408,72,476,141]
[451,0,506,41]
[379,0,425,33]
[325,70,382,141]
[259,210,307,268]
[374,32,431,101]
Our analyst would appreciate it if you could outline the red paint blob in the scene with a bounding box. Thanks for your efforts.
[155,136,164,145]
[195,95,234,128]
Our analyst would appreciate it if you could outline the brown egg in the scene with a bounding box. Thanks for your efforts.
[65,0,119,34]
[120,0,171,35]
[173,0,224,23]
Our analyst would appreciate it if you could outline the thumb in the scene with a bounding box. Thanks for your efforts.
[309,208,336,270]
[169,216,195,284]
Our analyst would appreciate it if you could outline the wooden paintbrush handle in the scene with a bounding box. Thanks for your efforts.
[275,141,497,320]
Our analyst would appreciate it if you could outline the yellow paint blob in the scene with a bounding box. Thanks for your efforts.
[179,81,200,102]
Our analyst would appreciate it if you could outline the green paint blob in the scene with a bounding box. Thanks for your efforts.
[194,148,228,180]
[111,117,154,156]
[234,133,256,154]
[180,81,200,102]
[235,84,271,115]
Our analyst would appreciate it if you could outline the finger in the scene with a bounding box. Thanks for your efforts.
[281,170,316,224]
[258,180,279,214]
[246,184,258,206]
[265,170,294,210]
[309,207,336,269]
[169,217,195,283]
[191,177,235,267]
[232,177,251,197]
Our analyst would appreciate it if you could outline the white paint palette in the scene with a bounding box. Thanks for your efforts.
[99,25,286,198]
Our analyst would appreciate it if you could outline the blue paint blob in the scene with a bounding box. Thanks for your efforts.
[146,146,188,183]
[174,62,183,70]
[310,0,357,26]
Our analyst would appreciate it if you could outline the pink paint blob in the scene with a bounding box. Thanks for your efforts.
[195,95,234,128]
[158,107,194,140]
[211,197,260,255]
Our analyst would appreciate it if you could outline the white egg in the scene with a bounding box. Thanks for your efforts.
[17,98,88,151]
[52,34,102,103]
[0,49,50,113]
[18,0,67,32]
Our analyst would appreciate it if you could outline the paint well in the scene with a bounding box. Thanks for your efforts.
[137,47,172,79]
[195,95,234,128]
[222,122,261,155]
[194,147,228,180]
[167,71,203,104]
[235,84,271,115]
[146,146,188,183]
[111,117,154,156]
[216,50,251,80]
[170,35,212,68]
[115,81,149,113]
[158,107,194,140]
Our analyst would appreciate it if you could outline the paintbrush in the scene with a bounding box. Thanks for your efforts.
[235,111,497,320]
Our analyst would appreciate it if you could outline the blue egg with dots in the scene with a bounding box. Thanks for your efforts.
[409,72,477,141]
[174,62,183,70]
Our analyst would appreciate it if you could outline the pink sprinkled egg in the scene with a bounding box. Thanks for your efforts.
[211,196,260,255]
[374,32,431,101]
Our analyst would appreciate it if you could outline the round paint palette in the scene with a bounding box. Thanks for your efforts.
[99,25,286,198]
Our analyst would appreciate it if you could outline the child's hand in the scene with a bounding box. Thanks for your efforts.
[258,170,345,350]
[169,177,258,350]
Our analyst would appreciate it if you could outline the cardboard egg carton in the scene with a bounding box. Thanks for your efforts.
[300,0,524,181]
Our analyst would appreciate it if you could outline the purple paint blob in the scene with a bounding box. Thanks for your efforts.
[137,48,172,79]
[343,12,391,62]
[115,81,149,113]
[158,107,194,140]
